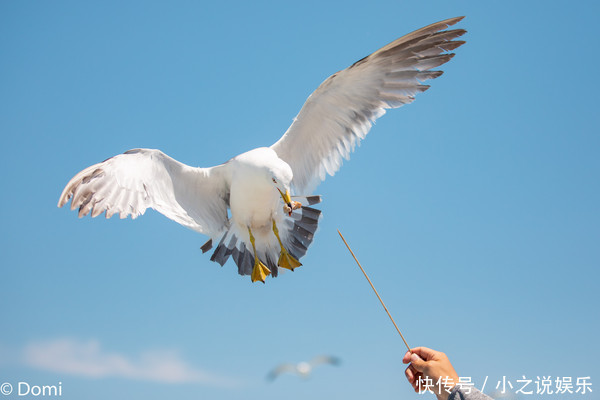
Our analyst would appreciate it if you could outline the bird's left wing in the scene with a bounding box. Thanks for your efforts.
[271,17,466,194]
[58,148,230,236]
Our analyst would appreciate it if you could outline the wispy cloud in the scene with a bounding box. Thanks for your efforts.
[21,338,239,387]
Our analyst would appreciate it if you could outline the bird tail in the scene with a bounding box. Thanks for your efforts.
[201,195,322,278]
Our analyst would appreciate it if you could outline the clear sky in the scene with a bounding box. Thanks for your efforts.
[1,1,598,399]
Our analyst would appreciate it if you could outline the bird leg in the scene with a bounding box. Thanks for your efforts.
[248,227,271,283]
[272,219,302,271]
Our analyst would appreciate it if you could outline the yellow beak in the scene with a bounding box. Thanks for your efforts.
[278,188,292,206]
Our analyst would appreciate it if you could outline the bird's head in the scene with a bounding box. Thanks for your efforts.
[269,164,294,215]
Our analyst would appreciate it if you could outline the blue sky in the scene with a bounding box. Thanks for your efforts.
[1,1,598,399]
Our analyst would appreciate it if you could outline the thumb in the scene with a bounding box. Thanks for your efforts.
[410,353,427,372]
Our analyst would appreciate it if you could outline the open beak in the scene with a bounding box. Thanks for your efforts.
[277,188,293,216]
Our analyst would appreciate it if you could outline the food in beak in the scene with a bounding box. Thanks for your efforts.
[283,201,302,216]
[278,188,302,216]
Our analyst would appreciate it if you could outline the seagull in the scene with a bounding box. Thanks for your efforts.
[266,355,341,381]
[58,17,466,283]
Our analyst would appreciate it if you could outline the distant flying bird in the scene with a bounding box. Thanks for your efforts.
[58,17,466,283]
[488,390,520,400]
[266,356,341,381]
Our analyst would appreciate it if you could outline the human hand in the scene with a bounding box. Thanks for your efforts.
[402,347,459,400]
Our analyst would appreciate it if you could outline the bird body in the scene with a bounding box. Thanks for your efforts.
[228,147,291,234]
[58,17,466,282]
[266,355,341,381]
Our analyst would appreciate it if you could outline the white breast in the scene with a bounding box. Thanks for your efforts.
[228,148,284,234]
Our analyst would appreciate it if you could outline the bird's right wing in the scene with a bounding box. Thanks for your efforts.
[266,363,297,381]
[58,148,230,236]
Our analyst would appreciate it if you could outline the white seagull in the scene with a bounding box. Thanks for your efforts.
[58,17,466,283]
[266,355,341,381]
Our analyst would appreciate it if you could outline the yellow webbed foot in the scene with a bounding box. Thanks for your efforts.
[278,249,302,271]
[271,219,302,271]
[248,226,271,283]
[251,260,271,283]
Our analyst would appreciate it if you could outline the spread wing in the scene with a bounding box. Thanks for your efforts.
[58,148,230,236]
[266,363,298,381]
[271,16,466,193]
[309,355,341,367]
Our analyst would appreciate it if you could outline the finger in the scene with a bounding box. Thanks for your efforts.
[413,372,423,393]
[408,366,421,389]
[409,352,426,372]
[402,350,412,364]
[405,365,414,384]
[410,346,438,361]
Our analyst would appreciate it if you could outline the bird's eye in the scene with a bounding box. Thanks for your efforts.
[272,178,277,183]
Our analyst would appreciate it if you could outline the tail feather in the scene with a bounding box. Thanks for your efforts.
[265,253,278,278]
[230,247,240,271]
[292,195,322,206]
[200,239,213,253]
[205,197,322,280]
[238,242,255,276]
[297,206,321,221]
[288,236,308,259]
[224,235,237,258]
[291,225,313,249]
[209,232,229,265]
[284,206,321,259]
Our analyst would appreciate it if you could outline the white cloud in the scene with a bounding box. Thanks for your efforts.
[21,338,238,387]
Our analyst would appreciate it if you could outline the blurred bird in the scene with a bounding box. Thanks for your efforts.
[488,390,520,400]
[266,355,341,381]
[58,17,466,283]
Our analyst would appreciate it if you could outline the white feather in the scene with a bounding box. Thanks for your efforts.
[58,149,230,236]
[58,17,466,280]
[271,16,465,193]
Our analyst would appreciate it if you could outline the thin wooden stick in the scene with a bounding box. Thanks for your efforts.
[338,230,412,353]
